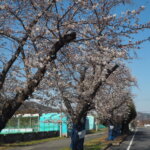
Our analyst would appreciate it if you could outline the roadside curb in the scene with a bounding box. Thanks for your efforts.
[103,143,112,150]
[102,135,128,150]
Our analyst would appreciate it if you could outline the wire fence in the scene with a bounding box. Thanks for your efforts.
[0,114,106,135]
[0,116,39,134]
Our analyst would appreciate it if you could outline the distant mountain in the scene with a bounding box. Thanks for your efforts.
[136,112,150,121]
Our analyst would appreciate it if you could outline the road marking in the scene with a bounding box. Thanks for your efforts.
[127,129,137,150]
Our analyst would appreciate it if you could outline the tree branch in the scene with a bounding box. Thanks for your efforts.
[0,32,76,131]
[90,64,119,99]
[0,3,55,90]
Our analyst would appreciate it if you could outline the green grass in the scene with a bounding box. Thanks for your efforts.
[61,137,108,150]
[84,138,107,150]
[86,128,106,134]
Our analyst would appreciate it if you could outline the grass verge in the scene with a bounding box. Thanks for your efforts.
[61,134,127,150]
[61,135,109,150]
[0,136,64,149]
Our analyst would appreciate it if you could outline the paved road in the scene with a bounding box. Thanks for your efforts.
[110,127,150,150]
[9,132,105,150]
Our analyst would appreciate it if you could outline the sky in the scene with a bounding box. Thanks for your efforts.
[129,40,150,113]
[121,0,150,113]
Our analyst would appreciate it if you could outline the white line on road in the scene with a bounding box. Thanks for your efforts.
[127,128,137,150]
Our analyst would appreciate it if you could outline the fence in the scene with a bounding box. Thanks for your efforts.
[0,113,106,136]
[0,114,39,134]
[40,113,68,136]
[0,113,68,136]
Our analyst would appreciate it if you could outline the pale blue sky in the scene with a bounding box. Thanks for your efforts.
[124,0,150,112]
[129,40,150,113]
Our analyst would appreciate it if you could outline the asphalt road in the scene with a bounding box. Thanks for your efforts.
[9,132,105,150]
[110,127,150,150]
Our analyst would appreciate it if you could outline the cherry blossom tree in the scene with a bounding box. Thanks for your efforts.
[95,66,137,137]
[37,0,150,148]
[0,0,150,149]
[0,0,78,131]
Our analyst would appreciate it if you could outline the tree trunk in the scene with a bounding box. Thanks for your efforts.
[121,122,130,134]
[70,116,86,150]
[107,124,115,140]
[0,100,22,131]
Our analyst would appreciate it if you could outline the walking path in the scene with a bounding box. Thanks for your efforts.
[9,132,105,150]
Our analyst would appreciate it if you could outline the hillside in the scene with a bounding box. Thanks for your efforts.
[136,112,150,121]
[16,101,60,114]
